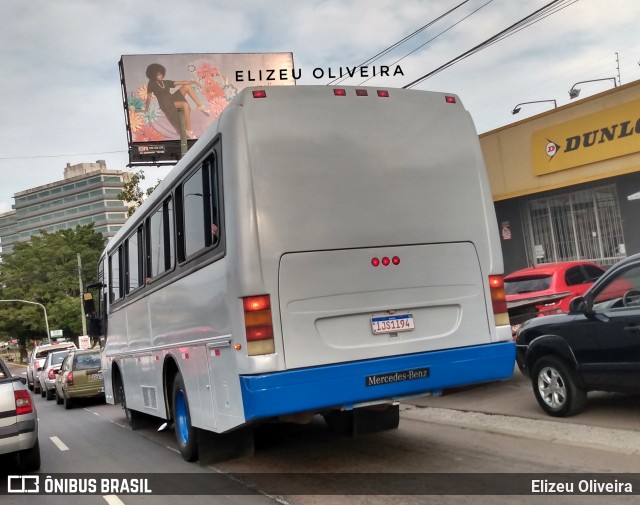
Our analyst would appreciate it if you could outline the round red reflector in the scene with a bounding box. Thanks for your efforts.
[371,258,380,267]
[392,256,400,265]
[382,257,390,266]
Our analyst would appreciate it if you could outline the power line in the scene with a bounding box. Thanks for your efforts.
[0,150,126,161]
[357,0,495,86]
[403,0,580,89]
[328,0,471,85]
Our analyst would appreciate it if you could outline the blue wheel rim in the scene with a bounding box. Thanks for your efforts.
[175,390,190,444]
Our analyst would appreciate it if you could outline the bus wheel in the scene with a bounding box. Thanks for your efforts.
[172,373,198,462]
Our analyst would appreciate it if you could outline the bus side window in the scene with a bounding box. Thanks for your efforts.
[126,226,143,292]
[147,197,175,279]
[209,152,220,246]
[109,247,122,303]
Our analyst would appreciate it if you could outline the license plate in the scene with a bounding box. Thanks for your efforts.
[371,314,414,334]
[90,373,103,381]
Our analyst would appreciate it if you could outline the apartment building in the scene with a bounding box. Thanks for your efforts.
[0,160,131,257]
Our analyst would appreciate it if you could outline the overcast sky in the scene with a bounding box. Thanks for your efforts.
[1,0,639,214]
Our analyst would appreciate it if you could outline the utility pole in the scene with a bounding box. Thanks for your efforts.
[78,253,87,336]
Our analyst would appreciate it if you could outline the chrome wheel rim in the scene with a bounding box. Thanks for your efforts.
[537,366,567,409]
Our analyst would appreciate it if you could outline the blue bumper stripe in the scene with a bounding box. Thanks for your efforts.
[240,342,515,421]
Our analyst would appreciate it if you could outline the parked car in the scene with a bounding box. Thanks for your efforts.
[0,357,40,472]
[505,261,606,330]
[55,348,104,409]
[37,349,71,401]
[516,253,640,417]
[27,340,77,393]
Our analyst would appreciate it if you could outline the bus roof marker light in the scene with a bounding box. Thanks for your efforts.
[252,90,267,98]
[377,90,389,97]
[333,89,347,96]
[382,257,390,266]
[392,256,400,265]
[445,95,456,104]
[371,258,380,267]
[356,89,368,97]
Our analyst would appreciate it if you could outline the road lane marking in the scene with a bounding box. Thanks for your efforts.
[50,436,69,451]
[103,496,126,505]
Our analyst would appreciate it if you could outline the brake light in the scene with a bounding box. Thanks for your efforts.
[243,295,275,356]
[15,390,33,415]
[48,369,57,380]
[66,372,74,386]
[489,275,509,326]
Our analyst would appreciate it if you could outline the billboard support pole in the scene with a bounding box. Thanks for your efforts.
[178,108,188,158]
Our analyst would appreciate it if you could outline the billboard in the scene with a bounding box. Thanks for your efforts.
[120,53,295,166]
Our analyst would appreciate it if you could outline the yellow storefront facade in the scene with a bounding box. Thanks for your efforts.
[481,79,640,274]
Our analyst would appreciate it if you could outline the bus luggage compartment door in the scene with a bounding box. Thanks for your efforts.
[277,243,491,369]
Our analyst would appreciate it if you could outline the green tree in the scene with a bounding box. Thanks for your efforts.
[0,224,105,355]
[118,170,161,217]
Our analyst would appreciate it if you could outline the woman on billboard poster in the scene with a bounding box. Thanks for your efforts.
[143,63,210,139]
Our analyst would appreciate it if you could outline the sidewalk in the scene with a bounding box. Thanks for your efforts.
[400,368,640,455]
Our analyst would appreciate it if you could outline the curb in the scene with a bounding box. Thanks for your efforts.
[400,405,640,456]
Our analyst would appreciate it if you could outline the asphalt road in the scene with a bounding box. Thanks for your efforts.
[4,362,640,504]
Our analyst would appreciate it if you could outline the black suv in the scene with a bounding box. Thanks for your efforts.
[516,253,640,417]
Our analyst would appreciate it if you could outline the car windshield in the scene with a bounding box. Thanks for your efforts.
[504,275,552,295]
[74,353,101,370]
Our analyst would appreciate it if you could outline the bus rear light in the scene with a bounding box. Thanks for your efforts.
[243,295,275,356]
[377,90,389,97]
[333,89,347,96]
[14,390,33,415]
[445,95,457,104]
[489,275,509,326]
[252,90,267,98]
[372,256,400,267]
[356,89,368,96]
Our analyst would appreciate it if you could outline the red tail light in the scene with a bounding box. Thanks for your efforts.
[15,390,33,415]
[48,369,57,380]
[489,275,509,326]
[243,295,275,355]
[66,372,74,386]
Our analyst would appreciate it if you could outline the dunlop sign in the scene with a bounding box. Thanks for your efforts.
[532,99,640,176]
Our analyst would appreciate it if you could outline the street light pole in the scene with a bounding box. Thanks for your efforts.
[0,299,51,344]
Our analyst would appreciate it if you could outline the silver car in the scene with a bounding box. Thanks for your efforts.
[27,341,76,393]
[0,357,40,472]
[37,349,70,401]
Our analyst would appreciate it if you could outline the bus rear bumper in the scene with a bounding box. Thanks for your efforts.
[239,341,515,421]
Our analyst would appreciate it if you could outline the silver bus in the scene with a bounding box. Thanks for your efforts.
[89,85,515,463]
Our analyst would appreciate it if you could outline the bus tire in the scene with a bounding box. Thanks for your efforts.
[172,372,198,462]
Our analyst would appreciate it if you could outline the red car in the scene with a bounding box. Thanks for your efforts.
[505,261,606,329]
